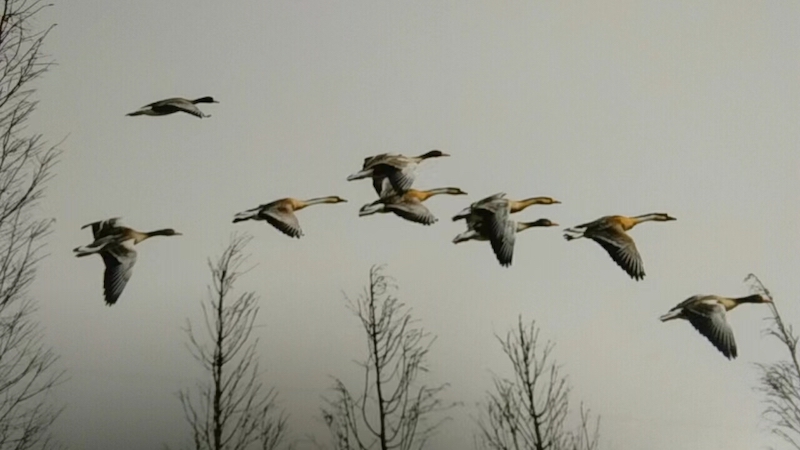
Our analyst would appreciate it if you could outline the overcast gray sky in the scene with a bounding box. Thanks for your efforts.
[25,1,800,449]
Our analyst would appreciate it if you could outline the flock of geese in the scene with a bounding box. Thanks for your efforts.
[72,96,772,361]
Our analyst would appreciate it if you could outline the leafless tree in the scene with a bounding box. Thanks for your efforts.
[477,316,599,450]
[320,265,453,450]
[0,0,65,449]
[747,273,800,449]
[178,233,289,450]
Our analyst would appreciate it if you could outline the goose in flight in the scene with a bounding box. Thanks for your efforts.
[563,213,676,280]
[233,196,347,238]
[126,96,218,118]
[452,193,561,222]
[453,216,559,267]
[660,293,771,359]
[358,187,467,225]
[74,218,182,305]
[346,150,449,195]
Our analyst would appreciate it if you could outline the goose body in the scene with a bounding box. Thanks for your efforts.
[73,218,182,306]
[346,150,449,195]
[660,294,771,359]
[563,213,676,280]
[453,218,558,267]
[358,187,467,225]
[233,196,347,238]
[126,96,218,118]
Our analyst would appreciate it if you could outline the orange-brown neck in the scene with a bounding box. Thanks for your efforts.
[296,196,342,210]
[410,187,463,202]
[616,216,638,231]
[509,197,559,213]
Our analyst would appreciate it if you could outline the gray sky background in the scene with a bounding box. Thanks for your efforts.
[25,1,800,449]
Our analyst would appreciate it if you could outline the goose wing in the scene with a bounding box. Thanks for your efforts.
[82,217,123,239]
[143,97,183,108]
[452,193,507,221]
[372,174,398,198]
[385,200,437,225]
[100,241,137,306]
[362,153,396,168]
[487,220,516,267]
[382,165,416,193]
[156,98,206,118]
[363,155,416,192]
[470,203,514,266]
[475,192,507,205]
[588,226,645,280]
[683,300,738,359]
[261,206,303,238]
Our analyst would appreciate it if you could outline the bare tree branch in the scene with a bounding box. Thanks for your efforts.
[477,316,599,450]
[0,1,65,448]
[320,265,455,450]
[178,233,289,450]
[747,274,800,450]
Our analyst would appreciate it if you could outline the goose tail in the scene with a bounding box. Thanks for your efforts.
[452,230,477,244]
[233,209,259,223]
[346,169,372,181]
[659,310,682,322]
[73,244,99,257]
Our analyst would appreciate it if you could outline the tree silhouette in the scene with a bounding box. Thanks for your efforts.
[0,0,65,448]
[747,274,800,449]
[320,265,453,450]
[178,233,289,450]
[477,316,599,450]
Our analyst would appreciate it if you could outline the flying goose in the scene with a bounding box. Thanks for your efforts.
[126,96,218,118]
[453,217,559,267]
[660,294,771,359]
[346,150,449,195]
[358,187,467,225]
[233,196,347,238]
[452,193,561,222]
[563,213,676,280]
[74,218,182,305]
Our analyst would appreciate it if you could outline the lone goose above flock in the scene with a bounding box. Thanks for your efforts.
[73,218,182,306]
[126,96,219,119]
[358,187,467,225]
[660,294,771,359]
[346,150,449,195]
[563,213,676,280]
[233,196,348,238]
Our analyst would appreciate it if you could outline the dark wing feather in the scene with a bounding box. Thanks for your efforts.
[362,153,394,169]
[469,203,514,266]
[683,301,737,359]
[101,246,137,306]
[372,174,397,198]
[487,220,516,267]
[144,97,182,107]
[82,217,123,239]
[589,228,645,280]
[155,99,205,118]
[261,209,303,238]
[384,166,415,193]
[386,201,437,225]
